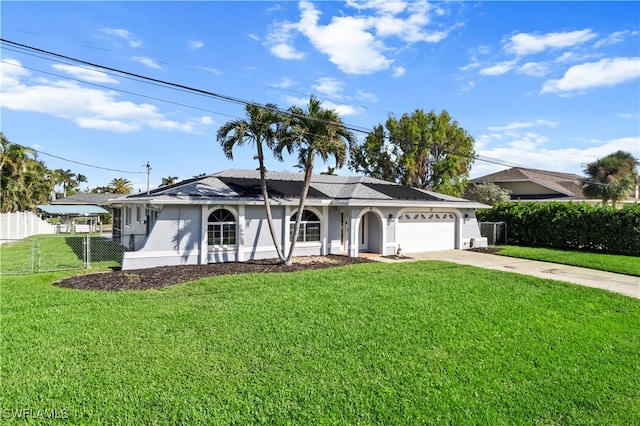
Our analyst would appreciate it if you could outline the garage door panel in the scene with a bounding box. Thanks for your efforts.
[397,212,456,253]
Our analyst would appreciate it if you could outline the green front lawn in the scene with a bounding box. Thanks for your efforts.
[497,245,640,276]
[1,262,639,425]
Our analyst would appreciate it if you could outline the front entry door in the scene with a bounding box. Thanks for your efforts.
[358,214,368,252]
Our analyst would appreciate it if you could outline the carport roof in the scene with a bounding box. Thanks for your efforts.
[37,205,109,215]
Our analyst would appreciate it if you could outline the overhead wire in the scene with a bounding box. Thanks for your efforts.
[1,38,625,188]
[8,143,146,174]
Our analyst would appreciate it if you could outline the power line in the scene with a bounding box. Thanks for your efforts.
[1,38,625,188]
[12,142,145,174]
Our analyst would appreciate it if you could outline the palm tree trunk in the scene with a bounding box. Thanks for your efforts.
[285,165,313,265]
[256,141,286,263]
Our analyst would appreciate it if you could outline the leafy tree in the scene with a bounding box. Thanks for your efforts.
[217,103,287,262]
[108,178,134,194]
[583,150,639,206]
[1,133,54,212]
[277,95,355,265]
[349,109,475,197]
[468,182,512,205]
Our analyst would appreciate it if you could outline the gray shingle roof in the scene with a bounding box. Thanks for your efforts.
[471,167,586,199]
[120,169,485,206]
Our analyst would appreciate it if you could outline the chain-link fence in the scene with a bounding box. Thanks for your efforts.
[0,234,145,275]
[479,222,508,246]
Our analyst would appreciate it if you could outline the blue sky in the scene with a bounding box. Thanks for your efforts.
[2,1,639,193]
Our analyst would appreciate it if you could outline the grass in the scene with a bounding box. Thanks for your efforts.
[1,262,639,425]
[0,234,126,274]
[496,245,640,277]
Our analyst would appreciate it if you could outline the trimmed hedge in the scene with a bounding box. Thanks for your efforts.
[477,202,640,256]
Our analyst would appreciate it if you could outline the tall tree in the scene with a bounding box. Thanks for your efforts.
[109,178,134,194]
[1,134,54,212]
[583,150,639,206]
[217,103,287,262]
[54,168,80,197]
[467,183,512,206]
[349,109,475,197]
[277,95,355,265]
[160,176,178,186]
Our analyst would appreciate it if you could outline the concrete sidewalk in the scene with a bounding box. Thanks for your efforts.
[375,250,640,299]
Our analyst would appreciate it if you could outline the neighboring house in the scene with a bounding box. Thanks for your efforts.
[470,167,587,201]
[51,192,115,209]
[109,169,489,271]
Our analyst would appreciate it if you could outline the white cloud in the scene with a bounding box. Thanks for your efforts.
[202,67,222,75]
[266,0,455,75]
[270,77,296,89]
[266,21,306,60]
[479,60,517,76]
[554,51,596,64]
[488,119,558,132]
[0,59,211,134]
[271,43,306,60]
[312,77,344,98]
[542,57,640,94]
[517,62,549,77]
[132,56,162,69]
[101,27,142,48]
[189,40,204,50]
[52,64,119,84]
[297,1,392,74]
[356,90,378,102]
[0,58,30,87]
[506,29,596,56]
[594,30,639,48]
[473,136,640,178]
[392,66,406,77]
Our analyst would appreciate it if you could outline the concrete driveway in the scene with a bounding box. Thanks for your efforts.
[376,250,640,299]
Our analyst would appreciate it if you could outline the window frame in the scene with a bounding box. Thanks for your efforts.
[207,208,237,247]
[289,209,321,243]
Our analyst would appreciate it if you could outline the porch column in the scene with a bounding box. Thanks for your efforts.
[237,205,245,262]
[199,205,208,265]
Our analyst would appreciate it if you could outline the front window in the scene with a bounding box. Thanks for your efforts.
[208,209,236,246]
[290,210,321,242]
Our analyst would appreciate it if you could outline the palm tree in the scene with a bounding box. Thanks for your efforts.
[217,103,286,262]
[109,177,134,194]
[277,95,355,265]
[160,176,178,186]
[53,169,79,197]
[583,151,639,206]
[1,134,53,212]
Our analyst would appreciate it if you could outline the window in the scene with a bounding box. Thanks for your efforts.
[136,206,141,223]
[290,210,321,242]
[208,209,236,246]
[125,207,132,226]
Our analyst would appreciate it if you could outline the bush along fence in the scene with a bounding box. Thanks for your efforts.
[477,202,640,256]
[0,234,147,275]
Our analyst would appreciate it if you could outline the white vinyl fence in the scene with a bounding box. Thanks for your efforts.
[0,211,56,242]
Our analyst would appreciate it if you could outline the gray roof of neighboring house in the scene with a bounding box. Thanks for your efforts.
[117,169,487,208]
[51,192,116,205]
[470,167,586,199]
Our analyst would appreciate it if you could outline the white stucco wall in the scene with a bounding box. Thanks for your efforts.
[121,202,486,270]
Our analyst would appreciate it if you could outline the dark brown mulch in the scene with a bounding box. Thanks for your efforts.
[54,256,374,292]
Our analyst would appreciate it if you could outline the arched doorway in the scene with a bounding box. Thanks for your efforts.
[358,211,383,254]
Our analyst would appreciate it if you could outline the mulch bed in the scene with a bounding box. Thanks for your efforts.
[54,255,374,291]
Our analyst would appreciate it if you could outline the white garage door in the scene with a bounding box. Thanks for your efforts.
[396,211,456,253]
